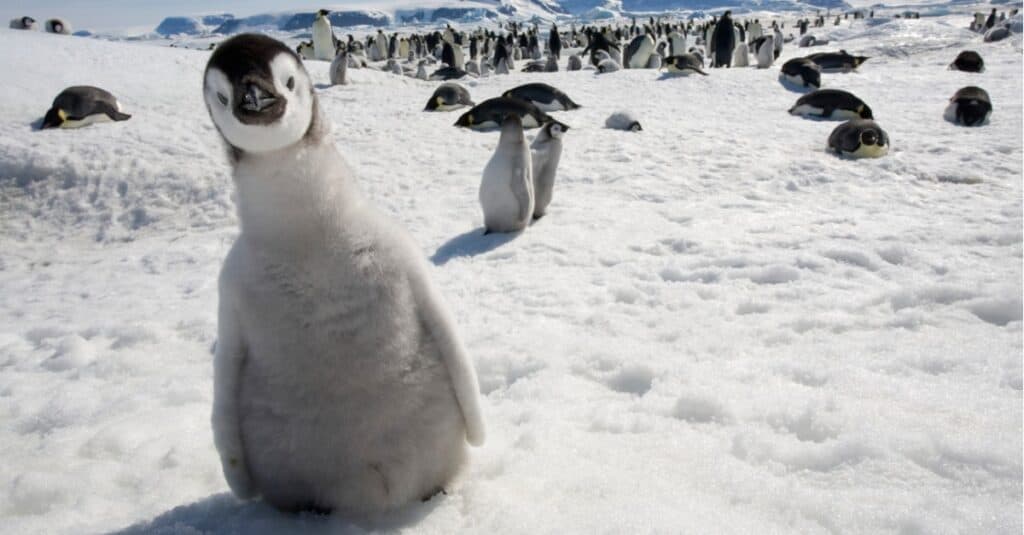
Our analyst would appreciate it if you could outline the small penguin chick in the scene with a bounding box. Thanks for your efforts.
[605,111,642,132]
[530,120,568,220]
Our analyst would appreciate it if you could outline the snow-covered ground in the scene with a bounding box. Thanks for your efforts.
[0,6,1021,534]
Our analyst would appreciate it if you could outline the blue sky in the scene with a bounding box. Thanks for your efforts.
[0,1,342,30]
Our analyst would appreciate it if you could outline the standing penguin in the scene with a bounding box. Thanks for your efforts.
[755,35,775,68]
[732,40,749,67]
[329,49,348,85]
[202,33,485,515]
[711,11,736,67]
[773,26,784,59]
[480,114,534,234]
[549,24,562,59]
[531,121,567,220]
[311,9,335,61]
[568,54,583,71]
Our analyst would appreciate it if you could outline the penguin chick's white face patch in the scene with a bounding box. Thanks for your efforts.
[548,124,564,139]
[204,54,313,154]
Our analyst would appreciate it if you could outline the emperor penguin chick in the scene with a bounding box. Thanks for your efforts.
[530,121,568,219]
[480,114,534,233]
[202,33,485,516]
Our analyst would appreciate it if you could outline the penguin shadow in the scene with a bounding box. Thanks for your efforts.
[106,492,443,535]
[431,228,519,265]
[314,83,333,90]
[778,78,815,93]
[655,72,703,81]
[29,118,45,131]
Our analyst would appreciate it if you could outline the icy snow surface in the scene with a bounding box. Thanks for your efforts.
[0,7,1021,535]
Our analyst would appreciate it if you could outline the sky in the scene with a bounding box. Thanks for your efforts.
[0,1,348,30]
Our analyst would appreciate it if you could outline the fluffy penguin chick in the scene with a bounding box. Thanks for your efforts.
[605,111,642,131]
[202,33,485,516]
[480,114,534,233]
[531,121,567,219]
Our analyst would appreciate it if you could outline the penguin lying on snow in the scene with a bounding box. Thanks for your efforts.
[662,54,707,75]
[779,57,821,89]
[9,16,36,30]
[503,83,580,112]
[41,86,131,129]
[828,119,889,158]
[425,83,474,111]
[789,89,872,120]
[454,97,563,130]
[949,50,984,73]
[45,18,71,34]
[805,50,868,72]
[605,111,642,131]
[944,86,992,126]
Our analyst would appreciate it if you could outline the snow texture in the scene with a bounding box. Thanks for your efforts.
[0,5,1021,534]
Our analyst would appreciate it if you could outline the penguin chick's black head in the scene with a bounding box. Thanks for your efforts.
[204,33,316,155]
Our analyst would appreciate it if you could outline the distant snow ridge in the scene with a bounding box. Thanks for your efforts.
[154,14,233,36]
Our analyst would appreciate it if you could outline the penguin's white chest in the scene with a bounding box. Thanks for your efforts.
[480,145,533,231]
[229,241,465,511]
[312,19,334,60]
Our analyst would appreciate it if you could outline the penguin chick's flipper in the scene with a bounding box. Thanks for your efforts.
[99,102,131,121]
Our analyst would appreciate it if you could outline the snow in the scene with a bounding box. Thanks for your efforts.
[0,5,1021,534]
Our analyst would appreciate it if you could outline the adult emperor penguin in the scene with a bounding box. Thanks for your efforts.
[949,50,984,72]
[45,18,71,34]
[662,54,708,75]
[805,50,868,72]
[503,83,580,112]
[329,49,348,85]
[624,33,656,68]
[425,82,474,111]
[668,30,687,55]
[311,9,335,61]
[789,89,872,120]
[480,114,533,234]
[944,86,992,126]
[828,119,889,158]
[454,97,559,130]
[549,24,562,59]
[711,11,736,67]
[41,86,131,129]
[779,57,821,89]
[9,16,36,30]
[531,121,567,220]
[202,33,485,516]
[753,35,775,68]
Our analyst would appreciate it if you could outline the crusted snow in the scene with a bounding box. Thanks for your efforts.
[0,7,1021,535]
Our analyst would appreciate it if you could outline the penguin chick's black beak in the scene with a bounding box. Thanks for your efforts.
[241,83,277,113]
[41,107,64,129]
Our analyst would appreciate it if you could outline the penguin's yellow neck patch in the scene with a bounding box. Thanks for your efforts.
[57,109,67,121]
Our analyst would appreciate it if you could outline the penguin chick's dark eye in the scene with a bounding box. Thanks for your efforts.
[286,77,295,91]
[216,92,228,106]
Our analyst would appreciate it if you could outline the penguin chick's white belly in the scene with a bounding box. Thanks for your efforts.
[847,143,888,158]
[480,149,532,232]
[229,234,467,514]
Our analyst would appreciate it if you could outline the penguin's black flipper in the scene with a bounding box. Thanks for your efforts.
[99,102,131,121]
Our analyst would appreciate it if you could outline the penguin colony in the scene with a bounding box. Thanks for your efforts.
[21,5,1016,517]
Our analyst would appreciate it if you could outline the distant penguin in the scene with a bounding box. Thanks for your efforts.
[545,54,559,72]
[387,59,403,75]
[754,36,775,68]
[647,54,662,69]
[454,97,557,130]
[416,60,429,80]
[44,18,71,34]
[773,26,784,59]
[732,41,749,67]
[949,50,984,72]
[466,59,481,76]
[605,111,642,131]
[789,89,873,120]
[662,54,708,75]
[983,24,1011,42]
[568,54,583,71]
[668,30,687,55]
[429,66,469,81]
[531,121,567,220]
[503,83,580,112]
[41,86,131,129]
[625,34,656,68]
[425,83,474,111]
[9,16,36,30]
[828,119,889,158]
[480,115,534,234]
[597,58,621,73]
[311,9,335,61]
[549,24,562,59]
[805,50,868,72]
[711,11,736,67]
[495,57,510,75]
[297,41,315,60]
[779,57,821,89]
[330,50,349,85]
[944,86,992,126]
